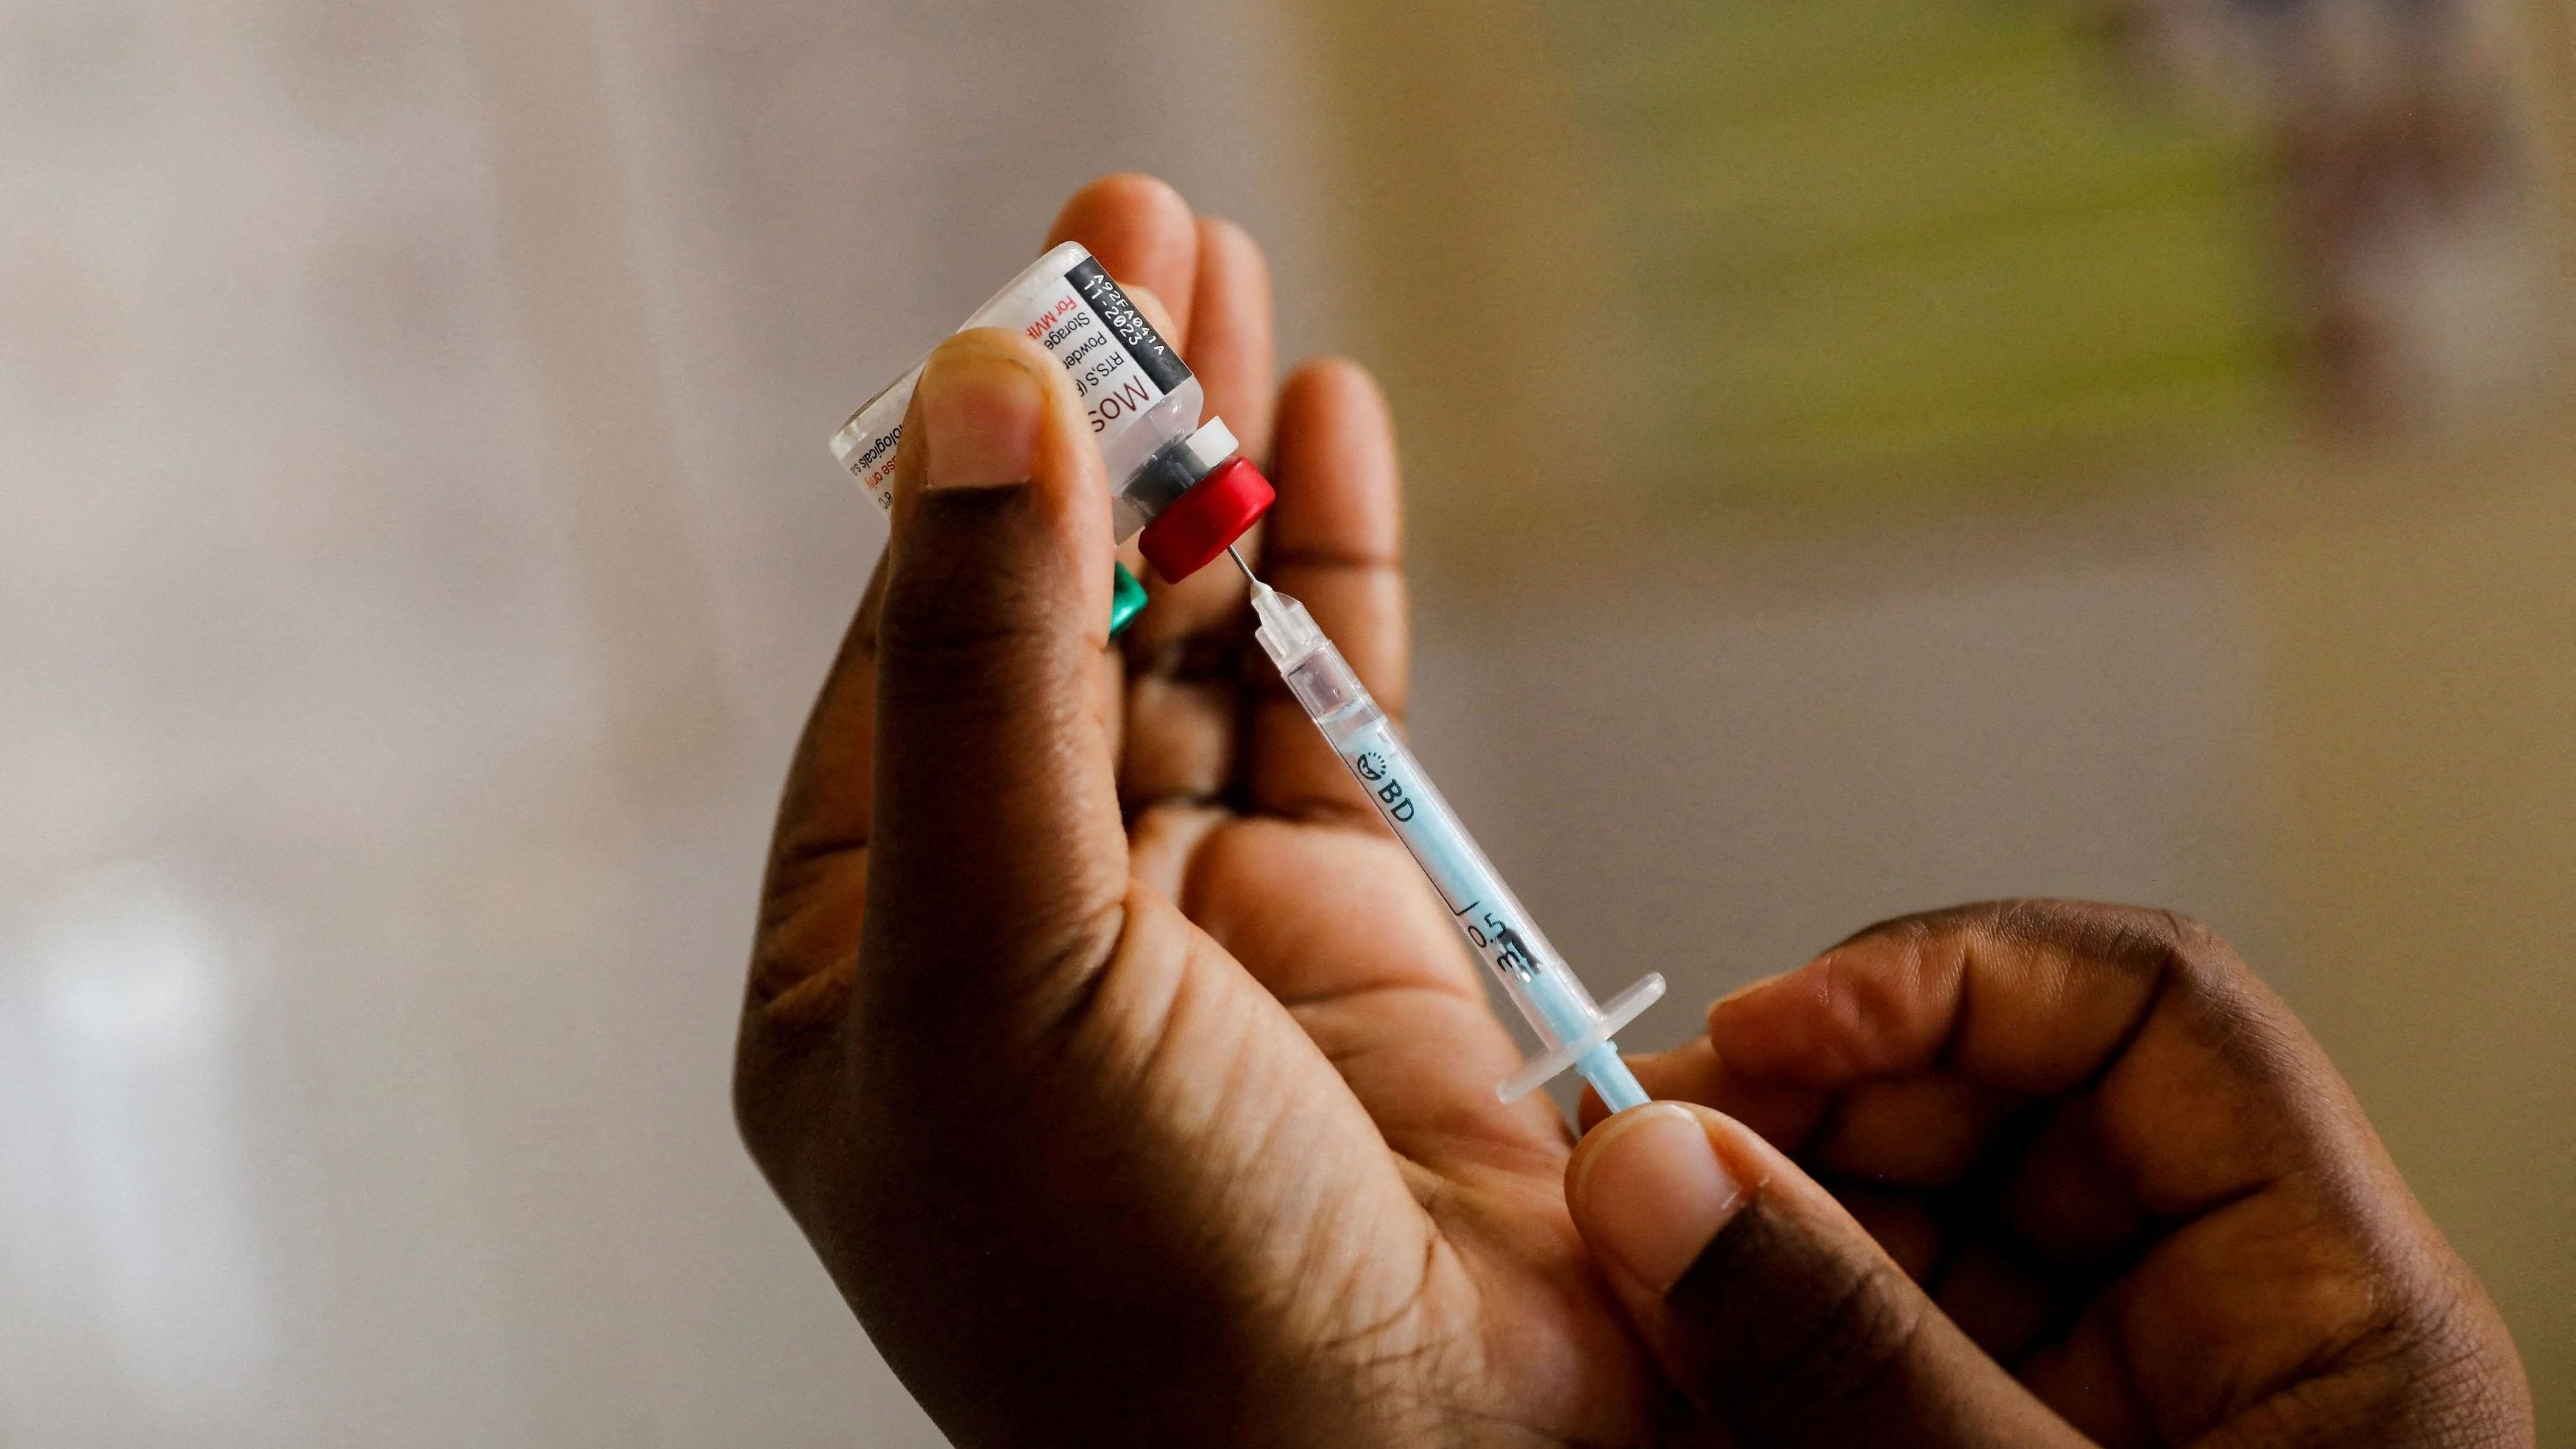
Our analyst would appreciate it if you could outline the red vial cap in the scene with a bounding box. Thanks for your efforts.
[1139,456,1275,581]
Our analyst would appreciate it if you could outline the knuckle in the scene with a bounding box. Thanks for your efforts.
[728,1038,804,1186]
[2247,1303,2534,1448]
[1976,904,2298,1069]
[877,549,1063,701]
[877,602,1050,690]
[732,1000,864,1222]
[1830,899,2018,954]
[1847,898,2247,990]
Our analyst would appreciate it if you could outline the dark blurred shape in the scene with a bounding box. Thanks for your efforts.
[2117,0,2556,425]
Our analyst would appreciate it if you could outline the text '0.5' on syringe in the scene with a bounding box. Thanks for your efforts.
[1225,546,1663,1113]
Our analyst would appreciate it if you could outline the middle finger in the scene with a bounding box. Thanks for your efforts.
[1047,177,1281,815]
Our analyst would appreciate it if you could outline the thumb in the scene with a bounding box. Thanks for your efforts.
[863,327,1130,1033]
[1567,1103,2087,1448]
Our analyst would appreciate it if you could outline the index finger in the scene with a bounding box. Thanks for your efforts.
[1044,177,1276,810]
[1046,174,1203,340]
[1246,360,1409,825]
[1711,901,2343,1217]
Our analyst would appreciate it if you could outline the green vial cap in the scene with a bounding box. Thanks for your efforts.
[1109,561,1148,637]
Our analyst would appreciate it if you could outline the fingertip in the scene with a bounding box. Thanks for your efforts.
[906,328,1094,497]
[1047,174,1200,336]
[1195,214,1269,282]
[895,327,1111,639]
[1566,1102,1685,1218]
[1050,172,1193,242]
[907,331,1050,495]
[1704,966,1810,1055]
[1567,1103,1753,1295]
[1705,952,1895,1083]
[1577,1036,1834,1156]
[1574,1041,1714,1133]
[1706,969,1791,1027]
[1192,215,1272,332]
[1276,356,1392,436]
[1188,216,1277,452]
[1270,358,1403,556]
[910,325,1064,425]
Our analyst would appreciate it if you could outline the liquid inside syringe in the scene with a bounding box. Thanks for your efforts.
[1233,548,1663,1113]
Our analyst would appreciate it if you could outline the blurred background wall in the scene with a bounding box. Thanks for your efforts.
[0,0,2566,1444]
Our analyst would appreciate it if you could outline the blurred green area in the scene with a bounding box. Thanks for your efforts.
[1544,0,2293,503]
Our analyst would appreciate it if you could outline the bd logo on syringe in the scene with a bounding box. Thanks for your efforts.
[1351,751,1417,822]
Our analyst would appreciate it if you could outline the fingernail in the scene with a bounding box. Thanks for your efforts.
[1573,1104,1745,1294]
[919,350,1044,490]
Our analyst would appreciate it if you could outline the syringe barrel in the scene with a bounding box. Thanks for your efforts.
[1267,622,1642,1103]
[1255,583,1657,1109]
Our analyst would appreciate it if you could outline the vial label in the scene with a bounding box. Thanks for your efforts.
[1339,718,1545,988]
[1044,257,1190,433]
[829,244,1195,510]
[837,369,921,512]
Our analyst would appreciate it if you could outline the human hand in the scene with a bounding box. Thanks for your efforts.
[1565,901,2535,1447]
[733,176,1669,1446]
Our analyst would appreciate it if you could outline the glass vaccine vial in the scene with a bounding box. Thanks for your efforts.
[829,242,1275,600]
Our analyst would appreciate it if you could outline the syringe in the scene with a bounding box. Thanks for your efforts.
[1234,549,1663,1113]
